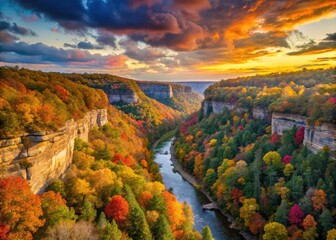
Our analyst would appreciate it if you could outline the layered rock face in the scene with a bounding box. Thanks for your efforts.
[137,82,173,100]
[271,113,306,134]
[253,107,271,121]
[103,84,139,104]
[0,109,108,193]
[203,101,248,115]
[203,101,335,153]
[272,113,336,153]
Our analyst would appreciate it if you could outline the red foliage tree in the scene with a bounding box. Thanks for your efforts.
[270,132,281,144]
[0,224,9,240]
[231,188,244,210]
[294,127,305,145]
[112,153,136,167]
[282,155,293,164]
[289,204,304,225]
[0,176,44,239]
[54,85,70,101]
[105,195,129,224]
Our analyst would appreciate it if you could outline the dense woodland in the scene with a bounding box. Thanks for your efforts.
[0,67,208,240]
[205,68,336,124]
[0,67,202,141]
[175,68,336,240]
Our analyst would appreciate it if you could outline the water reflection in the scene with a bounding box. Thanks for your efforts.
[154,140,243,240]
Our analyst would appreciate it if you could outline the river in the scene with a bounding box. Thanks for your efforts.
[154,139,244,240]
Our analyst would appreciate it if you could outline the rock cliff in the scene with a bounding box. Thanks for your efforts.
[103,83,139,104]
[203,101,248,115]
[137,82,173,100]
[272,113,336,153]
[203,101,335,153]
[0,109,108,193]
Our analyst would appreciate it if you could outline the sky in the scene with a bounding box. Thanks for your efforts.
[0,0,335,81]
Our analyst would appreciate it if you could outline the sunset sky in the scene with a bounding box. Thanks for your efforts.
[0,0,335,81]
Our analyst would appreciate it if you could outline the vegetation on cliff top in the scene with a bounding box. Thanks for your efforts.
[0,67,209,239]
[174,68,336,239]
[205,68,336,124]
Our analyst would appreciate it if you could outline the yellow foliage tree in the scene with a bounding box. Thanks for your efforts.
[239,198,259,226]
[263,222,288,240]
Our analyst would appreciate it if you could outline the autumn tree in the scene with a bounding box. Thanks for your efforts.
[303,214,318,240]
[239,198,259,226]
[0,176,44,239]
[288,204,304,225]
[248,212,265,236]
[294,127,305,145]
[54,85,70,101]
[327,229,336,240]
[311,189,327,211]
[263,222,288,240]
[40,191,76,233]
[105,195,129,224]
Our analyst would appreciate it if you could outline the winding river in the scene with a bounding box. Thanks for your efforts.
[154,139,243,240]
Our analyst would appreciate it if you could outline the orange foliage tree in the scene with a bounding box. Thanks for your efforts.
[54,85,70,101]
[105,195,129,224]
[0,176,44,239]
[311,189,327,211]
[248,212,266,235]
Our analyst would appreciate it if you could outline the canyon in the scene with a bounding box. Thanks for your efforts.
[0,109,108,193]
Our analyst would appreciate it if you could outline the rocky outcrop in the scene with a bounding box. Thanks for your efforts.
[272,113,336,153]
[0,109,108,193]
[137,82,173,100]
[202,100,335,153]
[203,101,247,115]
[253,107,270,121]
[271,113,306,134]
[103,84,139,104]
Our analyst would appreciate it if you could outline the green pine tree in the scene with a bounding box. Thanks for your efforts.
[125,185,152,240]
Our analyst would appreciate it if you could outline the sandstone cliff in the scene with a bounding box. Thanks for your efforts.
[137,82,173,100]
[0,109,108,193]
[103,83,139,104]
[202,101,335,153]
[272,113,336,153]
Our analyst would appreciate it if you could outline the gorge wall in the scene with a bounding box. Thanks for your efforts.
[272,113,336,153]
[0,109,108,193]
[137,82,173,100]
[102,83,139,104]
[203,101,335,153]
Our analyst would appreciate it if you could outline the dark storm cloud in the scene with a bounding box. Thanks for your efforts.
[0,41,127,68]
[9,0,336,62]
[120,39,166,62]
[96,31,117,48]
[64,41,104,50]
[0,20,37,36]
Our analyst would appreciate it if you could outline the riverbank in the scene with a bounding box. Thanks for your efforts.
[170,140,255,240]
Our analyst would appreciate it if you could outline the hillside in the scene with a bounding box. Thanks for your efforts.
[67,73,202,140]
[0,67,205,240]
[174,68,336,239]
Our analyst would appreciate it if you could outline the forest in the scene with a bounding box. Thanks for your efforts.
[174,68,336,239]
[0,67,207,240]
